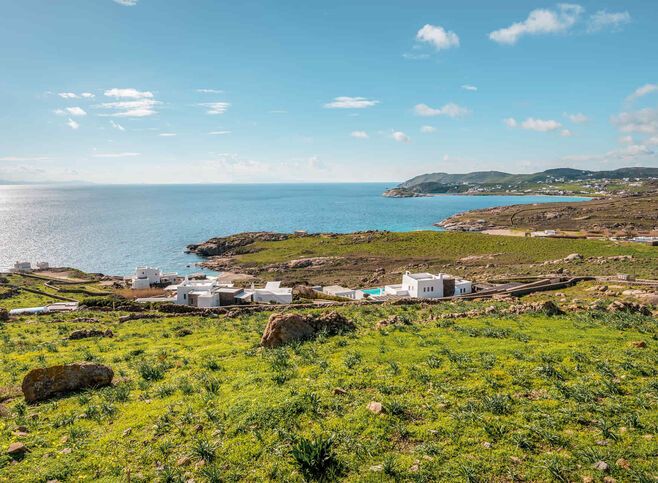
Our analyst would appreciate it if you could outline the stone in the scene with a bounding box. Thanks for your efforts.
[564,253,583,261]
[593,460,609,472]
[123,428,132,437]
[22,363,114,403]
[68,329,114,340]
[510,456,522,464]
[615,458,630,470]
[60,448,72,455]
[0,308,8,322]
[260,311,355,348]
[630,341,647,348]
[369,464,383,472]
[607,301,651,315]
[177,456,191,467]
[7,442,27,457]
[367,401,384,414]
[482,442,492,449]
[333,387,348,396]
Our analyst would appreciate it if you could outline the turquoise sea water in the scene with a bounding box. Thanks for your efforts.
[0,183,587,275]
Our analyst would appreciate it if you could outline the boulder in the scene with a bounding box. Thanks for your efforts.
[68,329,114,340]
[0,308,8,322]
[22,363,114,403]
[564,253,583,262]
[7,442,27,458]
[260,311,355,348]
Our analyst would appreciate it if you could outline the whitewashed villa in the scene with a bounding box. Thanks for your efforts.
[384,272,472,298]
[321,285,366,300]
[126,267,181,290]
[173,278,293,308]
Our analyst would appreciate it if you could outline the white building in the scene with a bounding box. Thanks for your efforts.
[174,279,292,307]
[36,262,50,269]
[11,261,32,273]
[127,267,180,290]
[321,285,365,300]
[384,272,472,299]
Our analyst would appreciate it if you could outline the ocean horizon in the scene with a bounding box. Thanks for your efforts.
[0,183,587,275]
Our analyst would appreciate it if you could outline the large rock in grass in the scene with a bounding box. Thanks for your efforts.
[260,311,355,348]
[68,329,114,340]
[607,300,651,315]
[0,308,8,322]
[22,363,114,403]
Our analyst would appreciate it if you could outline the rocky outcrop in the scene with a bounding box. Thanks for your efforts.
[440,300,563,319]
[261,311,355,348]
[22,363,114,403]
[606,300,651,315]
[382,188,428,198]
[68,329,114,340]
[187,232,291,257]
[437,218,493,232]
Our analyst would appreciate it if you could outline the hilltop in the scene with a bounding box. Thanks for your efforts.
[383,167,658,197]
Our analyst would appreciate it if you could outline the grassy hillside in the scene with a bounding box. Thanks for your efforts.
[1,298,656,482]
[217,231,658,286]
[438,195,658,233]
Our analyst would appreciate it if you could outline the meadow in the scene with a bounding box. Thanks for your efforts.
[1,296,656,482]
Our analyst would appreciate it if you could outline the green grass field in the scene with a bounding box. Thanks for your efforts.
[1,297,656,482]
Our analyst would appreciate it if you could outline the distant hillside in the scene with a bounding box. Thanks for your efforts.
[398,167,658,191]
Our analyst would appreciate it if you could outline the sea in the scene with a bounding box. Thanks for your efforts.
[0,183,587,275]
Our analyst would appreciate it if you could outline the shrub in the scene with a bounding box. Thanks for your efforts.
[137,361,167,381]
[191,438,217,463]
[291,435,343,482]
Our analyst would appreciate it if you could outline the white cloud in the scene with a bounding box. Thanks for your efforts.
[505,117,565,133]
[113,0,138,6]
[420,125,437,133]
[587,10,631,33]
[414,102,469,118]
[81,92,95,98]
[612,108,658,135]
[461,84,478,91]
[110,120,125,131]
[197,88,223,94]
[646,136,658,146]
[489,4,584,45]
[0,156,52,162]
[98,99,160,117]
[324,97,380,109]
[92,152,141,158]
[522,118,563,132]
[208,131,232,135]
[391,131,410,143]
[58,92,79,99]
[416,24,460,50]
[65,107,87,117]
[159,133,177,137]
[104,88,154,99]
[200,102,231,115]
[565,112,588,123]
[351,131,369,139]
[627,83,658,102]
[560,129,574,137]
[66,118,79,130]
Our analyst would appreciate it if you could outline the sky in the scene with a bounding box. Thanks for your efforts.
[0,0,657,184]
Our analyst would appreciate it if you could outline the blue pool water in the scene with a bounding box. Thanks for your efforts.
[361,288,383,296]
[0,183,588,275]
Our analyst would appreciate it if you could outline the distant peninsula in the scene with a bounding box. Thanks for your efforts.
[383,167,658,198]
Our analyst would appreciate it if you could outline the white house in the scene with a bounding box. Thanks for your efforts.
[11,261,32,273]
[384,272,472,299]
[36,262,50,270]
[321,285,365,300]
[128,267,180,290]
[174,279,292,307]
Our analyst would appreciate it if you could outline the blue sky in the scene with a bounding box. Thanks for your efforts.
[0,0,656,183]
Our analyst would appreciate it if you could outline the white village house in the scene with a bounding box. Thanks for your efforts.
[126,267,181,290]
[384,272,472,298]
[173,277,293,308]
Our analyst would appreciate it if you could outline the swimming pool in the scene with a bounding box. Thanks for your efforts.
[362,288,382,296]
